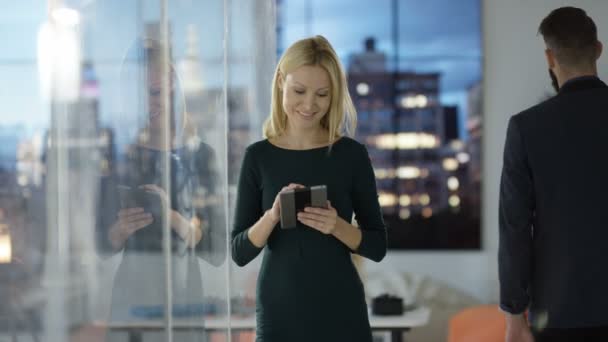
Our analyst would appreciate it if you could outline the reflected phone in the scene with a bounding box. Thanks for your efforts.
[117,185,163,214]
[279,185,327,229]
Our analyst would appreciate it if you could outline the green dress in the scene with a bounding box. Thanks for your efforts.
[231,137,387,342]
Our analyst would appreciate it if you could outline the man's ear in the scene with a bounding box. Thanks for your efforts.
[545,48,556,69]
[595,41,603,61]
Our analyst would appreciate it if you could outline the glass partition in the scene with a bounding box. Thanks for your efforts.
[0,0,274,341]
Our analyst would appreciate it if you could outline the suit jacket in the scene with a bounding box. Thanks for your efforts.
[499,76,608,329]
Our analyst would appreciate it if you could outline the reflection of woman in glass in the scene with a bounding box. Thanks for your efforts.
[97,37,225,341]
[232,36,387,342]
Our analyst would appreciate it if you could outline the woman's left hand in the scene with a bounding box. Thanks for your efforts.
[297,201,341,235]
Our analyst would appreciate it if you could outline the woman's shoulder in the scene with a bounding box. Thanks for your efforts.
[335,136,362,148]
[333,136,368,156]
[244,139,273,156]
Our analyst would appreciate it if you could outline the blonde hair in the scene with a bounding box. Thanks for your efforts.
[263,35,357,144]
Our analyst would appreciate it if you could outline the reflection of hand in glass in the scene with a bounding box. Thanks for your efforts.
[140,184,203,248]
[108,207,153,250]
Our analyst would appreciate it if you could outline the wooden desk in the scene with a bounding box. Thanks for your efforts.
[104,306,430,342]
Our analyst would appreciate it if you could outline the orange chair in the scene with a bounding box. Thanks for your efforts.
[209,331,255,342]
[448,305,505,342]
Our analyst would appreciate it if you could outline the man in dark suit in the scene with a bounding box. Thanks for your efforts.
[499,7,608,342]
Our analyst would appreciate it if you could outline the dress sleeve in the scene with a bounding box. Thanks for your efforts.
[231,146,265,267]
[350,142,387,262]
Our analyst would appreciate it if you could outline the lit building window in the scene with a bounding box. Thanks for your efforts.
[415,94,428,107]
[374,168,388,179]
[399,208,411,220]
[397,166,420,179]
[356,82,370,96]
[415,133,438,149]
[450,140,465,150]
[373,133,439,150]
[400,94,428,109]
[447,176,460,190]
[375,168,406,179]
[422,207,433,218]
[399,194,411,207]
[419,193,430,206]
[449,195,461,207]
[375,134,397,149]
[396,134,420,149]
[400,96,415,109]
[378,193,397,207]
[456,152,470,164]
[442,158,459,171]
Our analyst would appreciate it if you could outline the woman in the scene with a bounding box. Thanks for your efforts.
[231,35,387,342]
[97,37,225,341]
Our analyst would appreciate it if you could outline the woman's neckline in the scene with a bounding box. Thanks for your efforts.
[266,136,344,151]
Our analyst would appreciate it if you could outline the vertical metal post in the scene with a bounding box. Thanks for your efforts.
[160,1,173,341]
[391,0,400,209]
[223,0,232,341]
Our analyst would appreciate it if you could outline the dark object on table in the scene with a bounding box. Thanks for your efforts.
[372,294,404,316]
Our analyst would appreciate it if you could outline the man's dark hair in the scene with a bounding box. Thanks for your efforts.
[539,7,598,68]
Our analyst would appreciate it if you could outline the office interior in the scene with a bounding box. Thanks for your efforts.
[1,0,607,341]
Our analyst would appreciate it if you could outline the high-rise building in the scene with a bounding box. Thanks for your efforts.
[348,38,464,223]
[442,106,460,143]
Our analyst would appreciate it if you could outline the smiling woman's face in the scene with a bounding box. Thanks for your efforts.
[145,67,175,129]
[280,64,332,131]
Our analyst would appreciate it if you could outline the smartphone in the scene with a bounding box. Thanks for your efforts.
[279,185,327,229]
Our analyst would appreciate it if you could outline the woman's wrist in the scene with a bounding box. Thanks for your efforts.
[171,210,191,238]
[171,210,203,247]
[264,209,280,226]
[331,218,362,251]
[108,223,128,251]
[247,210,279,249]
[331,217,347,237]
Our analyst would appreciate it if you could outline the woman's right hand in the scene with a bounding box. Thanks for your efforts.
[268,183,305,223]
[108,207,154,250]
[247,183,305,249]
